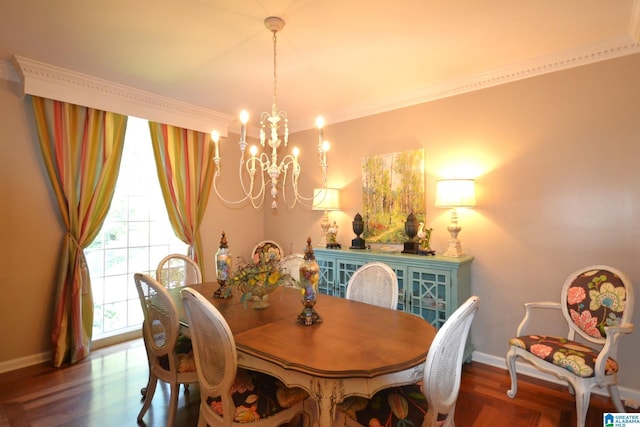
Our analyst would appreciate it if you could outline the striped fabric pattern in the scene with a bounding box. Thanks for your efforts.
[149,122,215,268]
[32,96,127,367]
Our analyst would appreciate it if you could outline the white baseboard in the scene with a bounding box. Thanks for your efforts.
[471,351,640,405]
[0,351,50,374]
[0,330,142,374]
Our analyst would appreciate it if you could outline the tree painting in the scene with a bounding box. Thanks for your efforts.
[361,149,425,244]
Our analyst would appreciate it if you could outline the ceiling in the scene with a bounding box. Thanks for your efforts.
[1,1,639,131]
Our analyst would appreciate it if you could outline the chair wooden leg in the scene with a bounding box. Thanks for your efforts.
[167,382,179,426]
[141,321,152,398]
[609,385,626,413]
[197,404,207,427]
[573,383,590,427]
[505,348,518,398]
[137,373,158,422]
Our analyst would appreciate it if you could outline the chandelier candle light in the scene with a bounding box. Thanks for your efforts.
[434,178,477,257]
[211,16,332,210]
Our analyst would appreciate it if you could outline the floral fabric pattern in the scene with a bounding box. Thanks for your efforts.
[566,269,627,338]
[337,383,448,427]
[158,334,196,373]
[509,335,619,378]
[206,369,308,422]
[509,269,628,379]
[253,241,282,264]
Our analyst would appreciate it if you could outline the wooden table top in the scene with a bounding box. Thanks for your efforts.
[173,282,436,379]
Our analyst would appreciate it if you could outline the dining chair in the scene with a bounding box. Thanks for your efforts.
[345,262,399,310]
[134,273,199,426]
[156,253,203,288]
[336,295,480,426]
[278,253,305,285]
[180,287,312,426]
[506,265,634,427]
[252,240,283,264]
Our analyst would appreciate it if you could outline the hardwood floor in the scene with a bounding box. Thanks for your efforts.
[0,338,636,426]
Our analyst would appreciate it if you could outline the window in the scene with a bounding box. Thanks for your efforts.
[85,117,187,339]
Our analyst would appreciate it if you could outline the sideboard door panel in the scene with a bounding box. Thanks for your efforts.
[408,267,451,328]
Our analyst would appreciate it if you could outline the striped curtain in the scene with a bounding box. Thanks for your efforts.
[33,97,127,367]
[148,122,215,271]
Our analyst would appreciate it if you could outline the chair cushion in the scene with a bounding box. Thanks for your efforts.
[158,335,196,373]
[207,369,308,422]
[337,383,448,427]
[509,335,619,378]
[175,352,196,373]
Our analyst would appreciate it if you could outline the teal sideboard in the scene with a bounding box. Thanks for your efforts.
[314,247,474,358]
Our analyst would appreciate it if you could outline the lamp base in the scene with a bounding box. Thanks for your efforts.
[326,242,342,249]
[443,219,465,257]
[318,211,330,247]
[442,239,465,257]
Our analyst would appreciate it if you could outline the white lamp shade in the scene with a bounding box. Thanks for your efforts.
[312,188,341,211]
[434,179,476,208]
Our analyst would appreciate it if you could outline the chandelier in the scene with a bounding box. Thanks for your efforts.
[211,16,330,210]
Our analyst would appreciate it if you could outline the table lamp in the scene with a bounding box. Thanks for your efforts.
[312,188,341,247]
[434,178,476,257]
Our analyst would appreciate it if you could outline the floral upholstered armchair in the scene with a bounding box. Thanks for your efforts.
[506,265,634,427]
[252,240,283,264]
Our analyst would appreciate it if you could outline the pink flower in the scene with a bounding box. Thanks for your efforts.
[570,309,600,337]
[530,344,553,359]
[567,286,586,305]
[210,400,224,416]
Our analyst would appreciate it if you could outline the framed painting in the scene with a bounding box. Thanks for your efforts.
[361,149,425,244]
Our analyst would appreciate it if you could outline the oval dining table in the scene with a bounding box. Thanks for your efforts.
[172,282,436,426]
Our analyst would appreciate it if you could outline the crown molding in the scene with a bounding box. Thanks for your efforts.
[11,55,235,136]
[331,34,640,124]
[4,31,640,132]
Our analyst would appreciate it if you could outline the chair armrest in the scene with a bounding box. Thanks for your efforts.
[604,323,634,336]
[515,302,561,336]
[594,322,635,381]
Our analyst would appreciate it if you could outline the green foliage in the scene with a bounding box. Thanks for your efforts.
[361,149,425,243]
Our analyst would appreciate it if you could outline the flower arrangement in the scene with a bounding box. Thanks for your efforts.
[223,257,292,308]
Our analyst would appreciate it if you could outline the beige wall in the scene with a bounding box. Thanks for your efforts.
[267,53,640,390]
[1,54,639,391]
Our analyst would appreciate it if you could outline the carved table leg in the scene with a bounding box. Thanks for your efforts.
[310,378,344,426]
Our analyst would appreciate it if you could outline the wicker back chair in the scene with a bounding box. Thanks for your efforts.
[345,262,399,310]
[180,287,312,426]
[156,253,202,288]
[134,273,198,426]
[278,253,305,285]
[335,296,480,426]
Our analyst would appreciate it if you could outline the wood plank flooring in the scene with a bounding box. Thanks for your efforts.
[0,338,636,426]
